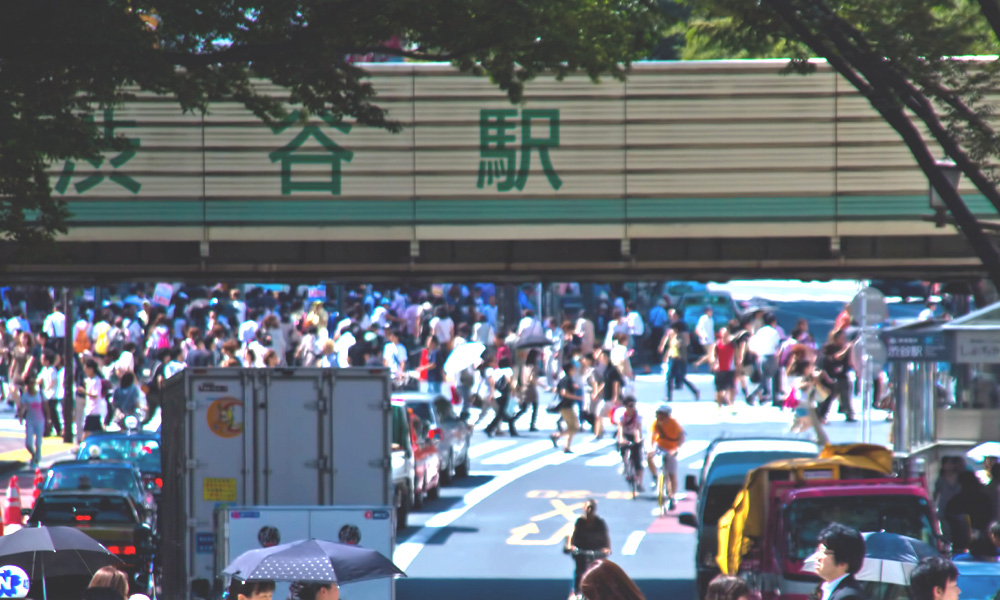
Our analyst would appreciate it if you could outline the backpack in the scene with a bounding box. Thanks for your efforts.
[93,324,111,355]
[99,377,113,399]
[73,326,91,354]
[107,327,125,355]
[151,327,170,350]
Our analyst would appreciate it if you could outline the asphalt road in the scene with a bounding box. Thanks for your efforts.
[395,370,891,600]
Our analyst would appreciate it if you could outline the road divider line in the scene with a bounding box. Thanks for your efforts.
[467,440,517,459]
[481,440,554,465]
[393,437,610,571]
[621,531,646,556]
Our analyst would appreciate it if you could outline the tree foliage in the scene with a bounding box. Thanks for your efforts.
[0,0,664,246]
[678,0,1000,286]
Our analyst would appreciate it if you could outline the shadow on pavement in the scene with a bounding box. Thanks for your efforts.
[412,495,465,513]
[398,577,695,600]
[446,475,495,489]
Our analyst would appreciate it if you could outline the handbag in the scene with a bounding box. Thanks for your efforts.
[546,394,562,414]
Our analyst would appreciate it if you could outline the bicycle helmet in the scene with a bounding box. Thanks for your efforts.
[655,404,672,415]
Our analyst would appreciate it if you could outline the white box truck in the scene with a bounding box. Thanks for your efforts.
[215,505,396,600]
[159,368,392,600]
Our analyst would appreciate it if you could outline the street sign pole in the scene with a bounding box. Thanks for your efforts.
[850,287,889,445]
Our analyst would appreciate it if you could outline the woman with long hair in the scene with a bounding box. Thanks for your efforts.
[580,559,646,600]
[18,374,45,469]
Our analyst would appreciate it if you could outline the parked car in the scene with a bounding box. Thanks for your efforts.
[77,432,162,498]
[42,460,157,529]
[390,399,441,532]
[28,490,156,594]
[662,281,708,306]
[679,437,821,599]
[394,392,472,484]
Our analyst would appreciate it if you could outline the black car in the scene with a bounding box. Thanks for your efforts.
[28,490,156,594]
[77,432,163,496]
[42,460,157,528]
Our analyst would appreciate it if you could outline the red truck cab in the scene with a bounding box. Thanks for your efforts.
[718,445,943,600]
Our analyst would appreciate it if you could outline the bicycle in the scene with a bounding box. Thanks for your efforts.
[618,440,643,498]
[567,547,609,599]
[653,448,676,515]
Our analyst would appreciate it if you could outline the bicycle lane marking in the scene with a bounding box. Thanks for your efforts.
[392,437,613,571]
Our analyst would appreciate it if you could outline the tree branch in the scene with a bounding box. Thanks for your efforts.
[977,0,1000,43]
[768,0,1000,289]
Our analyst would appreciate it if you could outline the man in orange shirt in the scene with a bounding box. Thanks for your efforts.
[647,404,685,510]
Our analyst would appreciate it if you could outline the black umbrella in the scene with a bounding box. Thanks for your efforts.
[222,539,405,585]
[0,526,123,600]
[513,333,554,349]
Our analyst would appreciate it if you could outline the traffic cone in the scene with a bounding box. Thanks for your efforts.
[3,476,23,526]
[32,468,43,501]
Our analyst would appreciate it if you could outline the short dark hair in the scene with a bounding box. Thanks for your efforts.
[227,579,276,599]
[706,574,750,600]
[817,523,865,575]
[910,557,958,600]
[290,581,336,600]
[990,520,1000,540]
[563,361,576,372]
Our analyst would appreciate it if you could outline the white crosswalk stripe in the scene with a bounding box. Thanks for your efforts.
[584,451,624,467]
[467,440,517,459]
[480,440,554,465]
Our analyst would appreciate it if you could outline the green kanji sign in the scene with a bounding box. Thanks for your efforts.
[55,109,142,195]
[269,111,353,195]
[477,108,562,191]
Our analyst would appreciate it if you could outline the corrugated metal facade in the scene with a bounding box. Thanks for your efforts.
[51,60,988,243]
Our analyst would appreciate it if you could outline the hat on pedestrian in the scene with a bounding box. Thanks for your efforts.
[655,404,672,415]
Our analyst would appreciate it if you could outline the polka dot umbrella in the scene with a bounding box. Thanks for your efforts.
[222,539,406,585]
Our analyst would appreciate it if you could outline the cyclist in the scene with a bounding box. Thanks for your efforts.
[565,498,611,598]
[647,404,685,510]
[615,396,645,492]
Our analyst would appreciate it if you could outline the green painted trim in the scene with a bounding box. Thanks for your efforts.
[62,193,1000,225]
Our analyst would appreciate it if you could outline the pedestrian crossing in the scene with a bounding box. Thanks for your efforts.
[466,434,714,472]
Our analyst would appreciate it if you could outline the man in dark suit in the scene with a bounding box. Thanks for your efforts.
[811,523,868,600]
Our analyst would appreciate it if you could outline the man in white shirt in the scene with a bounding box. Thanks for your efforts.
[575,311,596,355]
[370,301,390,334]
[695,307,715,349]
[382,329,408,381]
[813,523,867,600]
[42,307,66,351]
[5,308,30,336]
[239,311,259,347]
[430,306,454,348]
[918,301,937,321]
[517,309,543,339]
[229,288,247,325]
[747,313,783,405]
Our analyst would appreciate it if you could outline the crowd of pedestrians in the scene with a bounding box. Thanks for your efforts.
[0,283,882,460]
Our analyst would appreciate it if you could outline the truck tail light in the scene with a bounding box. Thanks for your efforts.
[123,546,136,555]
[106,545,136,556]
[75,515,91,522]
[155,478,163,488]
[107,546,120,554]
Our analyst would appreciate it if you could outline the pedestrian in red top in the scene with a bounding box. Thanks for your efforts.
[696,326,737,414]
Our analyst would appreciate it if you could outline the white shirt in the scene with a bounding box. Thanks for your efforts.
[626,311,645,337]
[39,365,64,401]
[472,322,495,346]
[432,317,454,345]
[5,316,30,335]
[820,574,849,600]
[43,311,66,338]
[383,342,407,374]
[238,320,259,345]
[696,314,715,346]
[335,331,356,368]
[84,375,107,418]
[750,325,782,356]
[371,306,390,331]
[334,317,353,339]
[164,360,186,379]
[114,351,135,378]
[517,317,543,338]
[232,299,247,324]
[918,308,935,320]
